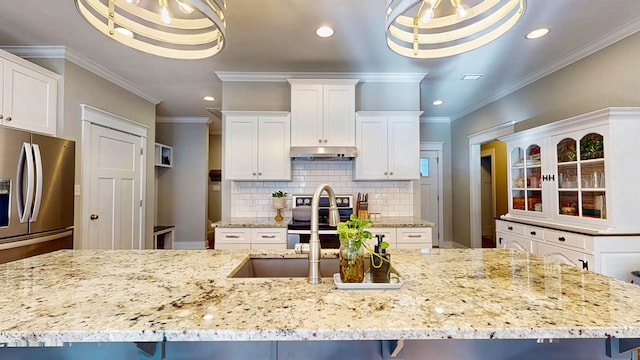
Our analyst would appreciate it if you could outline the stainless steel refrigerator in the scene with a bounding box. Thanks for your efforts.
[0,126,75,263]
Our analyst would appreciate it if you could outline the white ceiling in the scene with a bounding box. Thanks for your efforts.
[0,1,639,121]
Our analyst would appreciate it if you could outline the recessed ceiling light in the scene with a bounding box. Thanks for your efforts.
[316,26,334,38]
[461,74,483,80]
[203,96,215,102]
[432,100,444,106]
[526,28,549,40]
[114,27,134,38]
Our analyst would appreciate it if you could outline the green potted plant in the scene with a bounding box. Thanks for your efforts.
[271,190,287,221]
[336,214,390,283]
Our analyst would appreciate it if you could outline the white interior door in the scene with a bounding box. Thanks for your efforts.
[420,150,440,247]
[85,123,143,249]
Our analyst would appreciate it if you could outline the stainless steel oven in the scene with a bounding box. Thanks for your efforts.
[286,194,353,249]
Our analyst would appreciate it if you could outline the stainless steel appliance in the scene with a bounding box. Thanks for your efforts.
[287,194,353,249]
[0,126,75,263]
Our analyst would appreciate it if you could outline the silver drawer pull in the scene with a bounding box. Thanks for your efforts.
[226,235,240,238]
[261,235,276,238]
[407,235,422,238]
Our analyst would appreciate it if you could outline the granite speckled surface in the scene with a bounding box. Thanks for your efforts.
[1,248,639,346]
[213,217,291,228]
[213,216,434,228]
[369,216,434,228]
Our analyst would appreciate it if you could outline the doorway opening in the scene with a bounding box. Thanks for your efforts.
[480,150,496,248]
[468,123,513,248]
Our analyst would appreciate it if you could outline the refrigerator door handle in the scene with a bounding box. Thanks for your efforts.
[31,144,43,222]
[16,142,35,223]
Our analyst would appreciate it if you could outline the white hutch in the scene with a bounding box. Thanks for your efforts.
[497,108,640,281]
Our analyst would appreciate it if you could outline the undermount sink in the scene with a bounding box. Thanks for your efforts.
[229,256,342,278]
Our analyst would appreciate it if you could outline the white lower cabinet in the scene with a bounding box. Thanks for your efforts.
[496,219,640,281]
[215,227,286,250]
[368,227,432,249]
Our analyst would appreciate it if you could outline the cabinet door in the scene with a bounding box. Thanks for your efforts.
[323,85,355,146]
[388,116,420,180]
[496,231,535,252]
[291,84,323,146]
[537,242,593,270]
[2,59,57,135]
[257,115,291,180]
[552,126,609,226]
[354,116,389,180]
[224,116,258,180]
[507,141,545,216]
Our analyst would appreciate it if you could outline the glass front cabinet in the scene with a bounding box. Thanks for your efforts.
[501,108,640,234]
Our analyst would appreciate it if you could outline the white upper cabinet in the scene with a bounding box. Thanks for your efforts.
[223,111,291,181]
[0,50,58,135]
[501,107,640,234]
[289,79,358,147]
[354,111,422,180]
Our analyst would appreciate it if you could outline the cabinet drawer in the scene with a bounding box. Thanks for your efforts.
[252,229,287,244]
[497,221,526,235]
[397,228,432,245]
[215,228,251,244]
[367,227,397,248]
[544,229,586,250]
[524,225,545,241]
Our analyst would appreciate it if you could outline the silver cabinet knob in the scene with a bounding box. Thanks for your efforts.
[0,115,3,120]
[5,116,11,121]
[318,139,322,143]
[324,139,328,143]
[252,172,257,176]
[390,171,394,175]
[384,171,388,175]
[90,214,99,220]
[258,172,262,176]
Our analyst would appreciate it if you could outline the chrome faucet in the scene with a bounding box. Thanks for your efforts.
[307,184,340,284]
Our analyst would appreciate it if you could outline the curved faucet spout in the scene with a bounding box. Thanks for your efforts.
[308,183,338,284]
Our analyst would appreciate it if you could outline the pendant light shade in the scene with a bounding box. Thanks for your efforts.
[386,0,525,58]
[75,0,226,59]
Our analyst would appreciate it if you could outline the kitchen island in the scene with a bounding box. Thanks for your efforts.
[1,248,639,359]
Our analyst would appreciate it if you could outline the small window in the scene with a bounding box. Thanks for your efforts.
[420,158,430,177]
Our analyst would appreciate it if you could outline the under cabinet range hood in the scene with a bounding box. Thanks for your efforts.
[290,146,357,160]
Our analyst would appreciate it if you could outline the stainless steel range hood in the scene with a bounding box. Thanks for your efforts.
[290,146,357,160]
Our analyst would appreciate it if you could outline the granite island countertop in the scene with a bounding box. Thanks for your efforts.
[1,249,640,346]
[213,216,434,228]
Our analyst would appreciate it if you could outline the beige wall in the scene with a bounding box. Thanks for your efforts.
[450,32,640,247]
[157,122,209,248]
[30,58,157,249]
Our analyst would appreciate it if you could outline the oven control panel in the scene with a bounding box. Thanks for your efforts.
[292,195,353,209]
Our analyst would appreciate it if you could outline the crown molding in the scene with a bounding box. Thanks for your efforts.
[215,71,427,83]
[451,17,640,121]
[0,46,161,105]
[156,116,210,124]
[420,117,451,123]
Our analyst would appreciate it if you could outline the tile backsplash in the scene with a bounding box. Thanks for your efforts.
[230,160,414,218]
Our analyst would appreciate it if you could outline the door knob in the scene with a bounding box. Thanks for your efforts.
[90,214,99,220]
